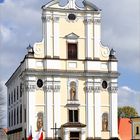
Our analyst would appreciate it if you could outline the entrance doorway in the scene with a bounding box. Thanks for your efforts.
[70,132,80,140]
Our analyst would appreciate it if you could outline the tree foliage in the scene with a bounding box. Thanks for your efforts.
[118,106,138,118]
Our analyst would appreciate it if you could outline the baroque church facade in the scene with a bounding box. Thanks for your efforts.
[6,0,119,139]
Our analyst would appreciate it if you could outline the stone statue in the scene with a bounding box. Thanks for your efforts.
[102,117,108,131]
[37,112,43,131]
[70,87,76,100]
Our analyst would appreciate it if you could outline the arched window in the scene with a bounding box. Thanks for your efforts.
[70,81,76,100]
[102,113,108,131]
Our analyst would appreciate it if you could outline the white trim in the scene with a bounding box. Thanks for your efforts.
[44,83,53,138]
[43,16,52,57]
[53,80,61,136]
[86,79,94,137]
[85,15,92,59]
[110,88,118,137]
[53,15,60,57]
[94,79,101,138]
[93,15,101,59]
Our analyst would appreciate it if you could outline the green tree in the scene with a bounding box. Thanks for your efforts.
[118,106,138,118]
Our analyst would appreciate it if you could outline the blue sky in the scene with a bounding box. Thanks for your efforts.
[0,0,4,3]
[0,0,140,119]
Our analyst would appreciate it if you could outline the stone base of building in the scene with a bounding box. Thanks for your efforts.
[86,137,101,140]
[44,137,62,140]
[110,137,119,140]
[86,137,95,140]
[86,138,119,140]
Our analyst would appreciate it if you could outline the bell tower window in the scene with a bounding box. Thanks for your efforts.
[68,43,77,60]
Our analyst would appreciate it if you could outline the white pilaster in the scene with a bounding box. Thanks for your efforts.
[63,129,69,140]
[26,80,36,137]
[53,16,60,58]
[81,129,86,140]
[93,14,101,59]
[86,79,94,138]
[43,15,52,57]
[44,80,53,138]
[93,79,101,138]
[109,79,118,138]
[85,15,92,59]
[53,79,61,137]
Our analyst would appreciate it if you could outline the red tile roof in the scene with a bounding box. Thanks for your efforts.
[118,118,132,140]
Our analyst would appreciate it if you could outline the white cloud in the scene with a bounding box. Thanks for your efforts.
[93,0,140,73]
[0,25,12,43]
[118,86,140,115]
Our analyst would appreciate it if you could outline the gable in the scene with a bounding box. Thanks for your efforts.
[65,33,79,40]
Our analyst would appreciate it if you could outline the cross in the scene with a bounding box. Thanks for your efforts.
[51,123,61,139]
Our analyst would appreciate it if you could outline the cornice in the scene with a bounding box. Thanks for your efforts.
[22,69,120,78]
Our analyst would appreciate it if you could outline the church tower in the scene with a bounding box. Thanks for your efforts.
[6,0,119,139]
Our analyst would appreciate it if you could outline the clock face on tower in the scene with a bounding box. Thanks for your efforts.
[68,13,76,20]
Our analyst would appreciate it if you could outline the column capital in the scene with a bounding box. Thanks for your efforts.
[93,81,101,93]
[93,86,101,93]
[94,18,101,25]
[108,86,118,93]
[85,86,93,93]
[25,81,36,92]
[43,81,60,92]
[53,16,60,23]
[42,15,51,22]
[108,82,118,93]
[84,18,93,24]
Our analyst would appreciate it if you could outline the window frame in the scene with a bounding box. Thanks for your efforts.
[68,109,79,123]
[136,126,140,135]
[67,43,78,60]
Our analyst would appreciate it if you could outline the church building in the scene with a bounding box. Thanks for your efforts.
[6,0,119,139]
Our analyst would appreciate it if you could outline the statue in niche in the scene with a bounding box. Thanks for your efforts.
[36,112,43,131]
[70,87,76,100]
[102,113,108,131]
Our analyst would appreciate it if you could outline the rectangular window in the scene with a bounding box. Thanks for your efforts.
[69,110,78,122]
[17,86,19,100]
[14,109,16,125]
[20,84,22,97]
[17,107,19,124]
[68,43,77,60]
[136,126,139,134]
[9,112,10,127]
[20,105,22,123]
[14,89,16,102]
[8,94,10,106]
[11,92,13,104]
[11,110,13,126]
[24,109,26,123]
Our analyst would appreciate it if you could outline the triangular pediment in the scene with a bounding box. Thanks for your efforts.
[65,33,79,40]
